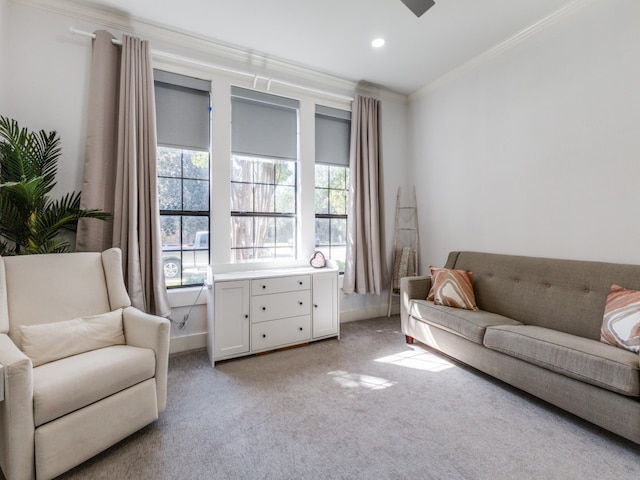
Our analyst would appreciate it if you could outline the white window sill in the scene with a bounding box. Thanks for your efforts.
[167,285,207,309]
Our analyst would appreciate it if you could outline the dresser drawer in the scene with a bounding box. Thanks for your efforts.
[251,275,311,296]
[251,290,311,323]
[251,315,311,352]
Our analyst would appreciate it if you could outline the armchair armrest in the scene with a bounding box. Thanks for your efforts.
[0,334,35,480]
[400,275,432,327]
[122,307,170,413]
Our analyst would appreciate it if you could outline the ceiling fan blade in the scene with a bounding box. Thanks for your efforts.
[400,0,435,17]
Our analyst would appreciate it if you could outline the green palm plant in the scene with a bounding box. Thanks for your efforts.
[0,116,110,255]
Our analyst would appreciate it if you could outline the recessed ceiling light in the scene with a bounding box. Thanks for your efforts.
[372,38,385,48]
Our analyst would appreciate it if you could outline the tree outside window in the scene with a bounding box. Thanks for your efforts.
[230,154,296,262]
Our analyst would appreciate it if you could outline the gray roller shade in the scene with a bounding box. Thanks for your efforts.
[231,86,299,160]
[154,70,211,151]
[315,105,351,166]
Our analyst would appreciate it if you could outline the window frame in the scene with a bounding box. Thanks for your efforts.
[315,163,349,273]
[154,70,212,288]
[157,146,211,288]
[230,87,300,264]
[314,105,351,273]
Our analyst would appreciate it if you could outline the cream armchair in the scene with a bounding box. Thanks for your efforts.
[0,248,170,480]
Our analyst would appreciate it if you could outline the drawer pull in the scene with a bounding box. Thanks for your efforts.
[262,334,266,338]
[314,304,318,308]
[245,314,249,319]
[262,285,266,289]
[262,307,266,311]
[299,301,303,305]
[299,281,303,285]
[299,327,303,331]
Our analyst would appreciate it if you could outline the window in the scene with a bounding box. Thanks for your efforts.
[315,106,351,272]
[154,70,211,287]
[230,87,299,263]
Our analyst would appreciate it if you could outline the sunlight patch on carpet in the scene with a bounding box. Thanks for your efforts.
[374,348,455,372]
[328,370,397,392]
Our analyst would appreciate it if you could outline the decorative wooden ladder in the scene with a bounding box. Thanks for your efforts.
[387,186,420,317]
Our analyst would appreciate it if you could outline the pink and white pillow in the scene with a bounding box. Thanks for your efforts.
[601,284,640,353]
[427,267,479,312]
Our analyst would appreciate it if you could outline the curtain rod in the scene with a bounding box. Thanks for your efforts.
[69,28,354,102]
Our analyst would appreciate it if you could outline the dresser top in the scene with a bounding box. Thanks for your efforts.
[212,266,337,282]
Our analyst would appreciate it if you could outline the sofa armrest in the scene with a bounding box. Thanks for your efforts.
[400,275,432,332]
[122,307,170,413]
[0,334,35,480]
[401,275,432,301]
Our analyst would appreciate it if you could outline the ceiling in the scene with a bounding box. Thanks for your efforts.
[75,0,574,95]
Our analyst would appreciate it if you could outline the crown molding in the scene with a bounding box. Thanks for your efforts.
[11,0,377,100]
[409,0,599,101]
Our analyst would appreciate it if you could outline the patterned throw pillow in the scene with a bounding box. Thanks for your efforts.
[427,267,479,311]
[601,284,640,353]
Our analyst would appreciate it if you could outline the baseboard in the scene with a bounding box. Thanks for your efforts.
[170,332,207,354]
[169,305,400,353]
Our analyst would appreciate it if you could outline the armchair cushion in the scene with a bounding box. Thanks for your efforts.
[33,344,156,427]
[20,309,126,367]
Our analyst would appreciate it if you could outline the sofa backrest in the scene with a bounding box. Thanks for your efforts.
[445,251,640,340]
[0,248,131,349]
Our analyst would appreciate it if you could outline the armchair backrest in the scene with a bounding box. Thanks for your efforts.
[0,247,131,349]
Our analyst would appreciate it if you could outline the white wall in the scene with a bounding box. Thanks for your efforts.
[3,1,411,351]
[0,0,9,113]
[4,1,91,197]
[409,0,640,272]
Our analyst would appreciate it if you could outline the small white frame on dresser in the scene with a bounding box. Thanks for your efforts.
[205,266,340,366]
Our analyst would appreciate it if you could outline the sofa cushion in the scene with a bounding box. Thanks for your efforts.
[484,325,640,396]
[33,344,156,427]
[601,284,640,353]
[446,251,640,341]
[20,309,125,367]
[409,300,522,344]
[428,267,479,311]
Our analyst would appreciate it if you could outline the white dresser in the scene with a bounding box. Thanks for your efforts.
[206,267,339,366]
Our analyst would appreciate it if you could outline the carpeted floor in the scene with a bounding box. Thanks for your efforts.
[55,316,639,480]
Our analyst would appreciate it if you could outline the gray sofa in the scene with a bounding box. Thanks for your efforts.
[400,251,640,445]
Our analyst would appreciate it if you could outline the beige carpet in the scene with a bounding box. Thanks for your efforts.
[54,316,639,479]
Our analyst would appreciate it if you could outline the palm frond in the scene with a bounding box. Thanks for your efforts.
[34,192,111,239]
[0,177,48,211]
[0,117,110,255]
[27,237,71,255]
[0,116,61,191]
[0,117,33,182]
[30,129,61,194]
[0,239,16,256]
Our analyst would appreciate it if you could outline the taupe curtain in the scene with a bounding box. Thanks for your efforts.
[77,31,171,318]
[343,94,387,294]
[76,30,118,251]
